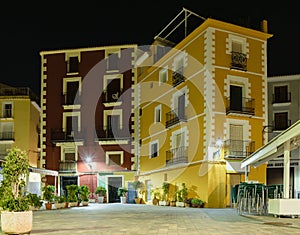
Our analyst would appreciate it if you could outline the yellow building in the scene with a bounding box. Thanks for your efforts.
[135,9,272,208]
[0,83,40,167]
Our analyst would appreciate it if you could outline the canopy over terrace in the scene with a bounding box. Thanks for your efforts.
[241,119,300,199]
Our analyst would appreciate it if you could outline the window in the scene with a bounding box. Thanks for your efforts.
[159,67,168,84]
[65,81,79,105]
[0,122,13,140]
[274,112,289,130]
[0,144,12,156]
[107,52,119,71]
[154,105,161,123]
[68,56,79,73]
[2,103,12,118]
[232,41,243,53]
[63,147,76,161]
[105,151,124,166]
[107,115,120,138]
[230,85,243,112]
[106,78,121,102]
[150,140,159,158]
[274,85,290,103]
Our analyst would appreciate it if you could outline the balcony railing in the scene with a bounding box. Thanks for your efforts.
[165,108,186,128]
[61,93,80,105]
[226,97,255,116]
[51,129,83,143]
[224,139,255,158]
[0,132,14,141]
[172,67,184,87]
[272,92,291,104]
[96,126,130,141]
[102,89,123,103]
[166,146,188,166]
[0,87,39,104]
[230,51,247,71]
[59,160,77,173]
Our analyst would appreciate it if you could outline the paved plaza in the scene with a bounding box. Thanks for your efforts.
[2,203,300,234]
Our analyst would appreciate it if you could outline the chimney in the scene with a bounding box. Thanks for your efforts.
[261,20,268,33]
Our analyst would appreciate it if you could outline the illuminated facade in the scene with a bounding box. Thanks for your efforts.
[135,14,272,207]
[40,45,137,202]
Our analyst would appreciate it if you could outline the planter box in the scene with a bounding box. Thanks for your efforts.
[268,199,300,217]
[176,201,185,207]
[1,211,32,234]
[120,196,127,204]
[54,203,65,209]
[69,202,78,207]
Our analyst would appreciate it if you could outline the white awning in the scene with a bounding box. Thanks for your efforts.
[241,119,300,169]
[29,167,58,176]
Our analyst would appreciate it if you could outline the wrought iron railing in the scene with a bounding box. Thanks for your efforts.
[226,97,255,115]
[224,139,255,158]
[61,93,81,105]
[96,126,130,140]
[165,108,186,128]
[51,129,83,143]
[59,160,77,172]
[0,87,39,104]
[102,89,123,103]
[172,67,184,86]
[166,146,188,166]
[230,51,247,71]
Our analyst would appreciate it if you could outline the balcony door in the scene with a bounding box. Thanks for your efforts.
[107,78,120,102]
[66,116,78,139]
[107,115,120,138]
[230,124,243,156]
[66,81,79,105]
[230,85,242,112]
[176,94,185,120]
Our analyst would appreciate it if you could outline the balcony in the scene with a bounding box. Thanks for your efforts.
[61,93,80,106]
[166,146,188,166]
[172,67,184,87]
[272,93,291,104]
[95,126,130,141]
[0,87,39,104]
[0,132,14,141]
[165,109,186,128]
[102,89,123,103]
[230,51,247,71]
[59,160,77,173]
[51,129,83,143]
[223,139,255,158]
[226,97,255,116]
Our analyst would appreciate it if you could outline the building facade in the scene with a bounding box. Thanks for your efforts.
[0,83,41,194]
[135,13,272,207]
[40,45,137,202]
[267,74,300,198]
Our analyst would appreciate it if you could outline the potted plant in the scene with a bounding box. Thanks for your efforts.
[159,182,170,206]
[95,186,106,203]
[0,147,33,234]
[79,185,91,206]
[42,185,55,210]
[176,183,188,207]
[151,188,161,205]
[27,193,43,210]
[132,180,145,204]
[66,184,79,207]
[54,195,66,209]
[117,187,128,204]
[191,198,204,208]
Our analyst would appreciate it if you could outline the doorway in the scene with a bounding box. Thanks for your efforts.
[107,176,122,203]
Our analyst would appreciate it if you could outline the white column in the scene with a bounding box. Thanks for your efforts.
[283,141,290,199]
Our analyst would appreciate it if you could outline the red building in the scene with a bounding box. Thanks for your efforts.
[40,45,137,202]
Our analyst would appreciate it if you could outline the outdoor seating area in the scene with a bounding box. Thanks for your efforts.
[235,182,283,216]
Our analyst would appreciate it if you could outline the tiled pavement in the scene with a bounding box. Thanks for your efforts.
[2,203,300,234]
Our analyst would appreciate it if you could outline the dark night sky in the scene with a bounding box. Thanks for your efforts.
[1,2,299,97]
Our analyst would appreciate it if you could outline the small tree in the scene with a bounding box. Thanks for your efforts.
[42,185,55,203]
[66,184,79,202]
[79,185,91,202]
[161,182,170,201]
[95,186,106,196]
[0,147,30,212]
